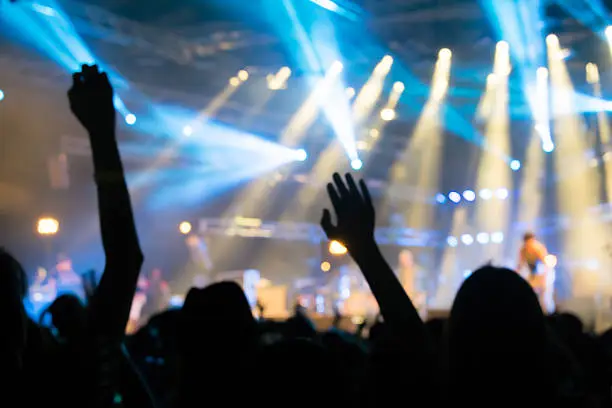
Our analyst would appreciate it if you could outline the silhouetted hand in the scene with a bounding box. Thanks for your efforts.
[68,64,115,134]
[321,173,375,254]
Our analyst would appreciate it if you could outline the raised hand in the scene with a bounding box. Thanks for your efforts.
[321,173,375,255]
[68,64,116,135]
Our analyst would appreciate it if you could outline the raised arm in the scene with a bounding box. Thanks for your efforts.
[321,173,426,345]
[68,65,143,340]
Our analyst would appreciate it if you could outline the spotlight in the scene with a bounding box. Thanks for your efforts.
[229,77,240,87]
[542,141,555,153]
[0,89,4,101]
[510,160,521,171]
[329,60,343,74]
[496,188,509,200]
[37,217,59,235]
[435,193,446,204]
[125,114,136,125]
[447,236,458,247]
[381,55,393,65]
[380,108,396,121]
[237,69,249,81]
[393,81,405,93]
[479,189,493,200]
[438,48,452,59]
[491,232,504,243]
[351,159,363,170]
[448,191,461,203]
[295,149,308,162]
[179,221,192,235]
[586,63,599,84]
[321,261,331,272]
[369,129,380,138]
[375,55,394,75]
[546,34,559,46]
[182,125,193,136]
[496,41,509,52]
[476,232,490,244]
[606,26,612,39]
[460,234,474,245]
[329,240,348,255]
[462,190,476,202]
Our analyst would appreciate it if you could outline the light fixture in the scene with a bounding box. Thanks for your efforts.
[380,108,396,121]
[237,69,249,81]
[125,114,136,125]
[351,159,363,170]
[179,221,192,235]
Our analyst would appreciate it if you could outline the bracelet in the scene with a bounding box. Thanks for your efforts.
[94,172,124,183]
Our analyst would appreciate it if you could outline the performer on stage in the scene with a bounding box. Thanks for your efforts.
[397,249,426,311]
[516,232,550,307]
[125,276,148,333]
[398,249,416,299]
[50,254,85,301]
[139,268,170,323]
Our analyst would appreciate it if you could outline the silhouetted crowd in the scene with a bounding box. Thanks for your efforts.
[3,65,612,408]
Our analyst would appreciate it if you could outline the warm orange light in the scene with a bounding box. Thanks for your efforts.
[179,221,192,235]
[321,261,331,272]
[37,217,59,235]
[329,240,348,255]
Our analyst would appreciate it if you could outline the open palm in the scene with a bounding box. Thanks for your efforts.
[321,173,376,254]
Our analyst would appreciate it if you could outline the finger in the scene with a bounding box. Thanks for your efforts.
[359,179,374,208]
[345,173,361,200]
[320,209,336,237]
[100,72,113,90]
[100,72,110,83]
[72,72,83,85]
[81,64,92,82]
[82,64,94,76]
[83,64,99,82]
[332,172,349,198]
[327,183,342,214]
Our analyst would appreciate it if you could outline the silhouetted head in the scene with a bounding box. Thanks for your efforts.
[447,266,551,403]
[177,282,259,404]
[47,294,86,341]
[523,231,536,242]
[179,281,257,356]
[0,248,28,357]
[0,248,27,299]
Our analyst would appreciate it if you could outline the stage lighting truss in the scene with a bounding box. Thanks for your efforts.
[197,218,439,247]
